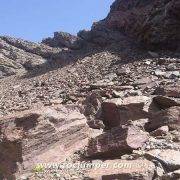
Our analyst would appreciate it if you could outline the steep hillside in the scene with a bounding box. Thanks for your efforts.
[0,0,180,179]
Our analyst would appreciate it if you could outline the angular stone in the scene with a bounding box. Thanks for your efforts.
[84,92,102,119]
[150,126,169,137]
[133,76,158,86]
[87,159,155,180]
[90,80,115,89]
[145,106,180,131]
[145,149,180,171]
[154,85,180,98]
[102,96,158,129]
[153,96,180,109]
[0,105,90,178]
[86,125,148,158]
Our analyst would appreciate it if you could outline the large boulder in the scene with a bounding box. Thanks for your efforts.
[101,96,158,129]
[0,105,90,179]
[86,125,148,158]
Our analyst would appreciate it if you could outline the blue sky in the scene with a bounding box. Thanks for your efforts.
[0,0,114,42]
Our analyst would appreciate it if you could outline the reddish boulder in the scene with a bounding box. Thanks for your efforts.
[101,96,158,129]
[86,125,148,158]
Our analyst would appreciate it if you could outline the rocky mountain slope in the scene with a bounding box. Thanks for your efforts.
[0,0,180,179]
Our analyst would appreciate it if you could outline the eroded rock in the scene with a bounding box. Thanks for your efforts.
[0,105,90,178]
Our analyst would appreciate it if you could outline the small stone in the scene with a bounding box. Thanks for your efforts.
[50,99,63,105]
[116,67,131,75]
[148,51,159,58]
[169,71,180,79]
[145,60,151,65]
[20,175,30,180]
[112,90,123,98]
[150,126,169,137]
[154,69,166,77]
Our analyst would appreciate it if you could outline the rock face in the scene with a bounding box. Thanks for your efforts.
[86,125,148,158]
[94,0,180,49]
[0,105,90,178]
[78,26,125,47]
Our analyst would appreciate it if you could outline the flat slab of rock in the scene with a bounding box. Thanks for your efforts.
[86,125,148,158]
[87,159,155,180]
[102,96,158,129]
[153,96,180,109]
[145,149,180,171]
[0,105,90,178]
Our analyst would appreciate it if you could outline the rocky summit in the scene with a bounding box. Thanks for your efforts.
[0,0,180,179]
